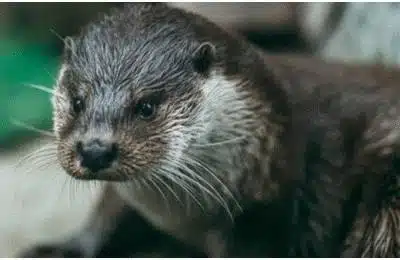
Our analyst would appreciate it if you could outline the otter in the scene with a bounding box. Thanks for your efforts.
[20,3,399,257]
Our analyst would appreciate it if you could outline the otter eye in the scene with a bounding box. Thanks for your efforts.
[136,101,156,119]
[72,97,84,114]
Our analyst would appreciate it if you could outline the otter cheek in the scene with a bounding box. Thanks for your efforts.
[57,147,74,176]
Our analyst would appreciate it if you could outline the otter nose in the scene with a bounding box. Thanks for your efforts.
[77,139,117,172]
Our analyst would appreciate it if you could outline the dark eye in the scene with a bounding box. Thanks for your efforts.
[136,101,156,119]
[72,97,84,114]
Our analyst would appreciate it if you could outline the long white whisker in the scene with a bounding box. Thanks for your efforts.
[10,118,55,138]
[157,164,205,213]
[14,144,57,166]
[139,177,152,192]
[180,162,226,211]
[154,166,192,215]
[164,149,235,220]
[147,174,171,215]
[192,136,246,148]
[23,83,53,95]
[151,173,183,208]
[184,154,242,213]
[20,157,58,176]
[160,158,228,216]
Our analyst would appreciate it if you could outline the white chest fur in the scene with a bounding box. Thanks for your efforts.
[112,181,207,233]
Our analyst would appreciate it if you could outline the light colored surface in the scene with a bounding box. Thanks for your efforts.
[298,3,336,46]
[171,2,296,30]
[300,3,400,66]
[321,3,400,65]
[0,138,103,257]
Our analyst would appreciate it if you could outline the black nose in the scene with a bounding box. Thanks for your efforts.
[77,139,118,172]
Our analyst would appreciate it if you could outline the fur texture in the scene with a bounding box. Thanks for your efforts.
[21,3,399,257]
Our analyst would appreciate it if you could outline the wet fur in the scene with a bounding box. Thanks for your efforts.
[21,3,399,257]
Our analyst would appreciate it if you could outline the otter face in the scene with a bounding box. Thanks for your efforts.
[52,9,217,181]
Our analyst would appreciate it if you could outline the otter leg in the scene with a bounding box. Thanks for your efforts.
[341,174,400,257]
[341,206,400,257]
[19,184,206,257]
[19,184,133,257]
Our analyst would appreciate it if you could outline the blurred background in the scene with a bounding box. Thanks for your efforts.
[0,2,399,257]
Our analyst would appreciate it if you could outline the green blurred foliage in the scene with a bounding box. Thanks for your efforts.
[0,3,114,148]
[0,38,59,147]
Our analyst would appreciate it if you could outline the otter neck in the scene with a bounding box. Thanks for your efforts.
[191,60,285,203]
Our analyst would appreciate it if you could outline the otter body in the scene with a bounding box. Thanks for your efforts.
[21,3,399,257]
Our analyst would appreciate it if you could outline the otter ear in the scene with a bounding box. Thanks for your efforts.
[192,42,216,75]
[63,36,76,62]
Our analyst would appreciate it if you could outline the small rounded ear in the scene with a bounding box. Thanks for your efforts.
[192,42,216,75]
[63,36,76,62]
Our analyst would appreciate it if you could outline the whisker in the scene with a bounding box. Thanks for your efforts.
[126,172,142,191]
[155,167,192,215]
[147,175,171,216]
[24,82,66,100]
[165,164,220,211]
[157,165,205,213]
[44,68,59,83]
[49,28,83,66]
[23,83,53,95]
[49,28,64,42]
[14,144,57,169]
[68,177,77,204]
[140,177,154,193]
[22,146,57,160]
[13,150,57,170]
[119,163,148,194]
[19,158,58,177]
[184,154,242,212]
[192,136,246,148]
[57,175,71,205]
[16,159,57,176]
[29,154,58,167]
[184,168,233,220]
[151,173,183,208]
[171,159,218,209]
[30,157,58,170]
[10,118,55,138]
[164,153,234,219]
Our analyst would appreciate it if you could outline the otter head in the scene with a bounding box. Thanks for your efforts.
[51,3,224,182]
